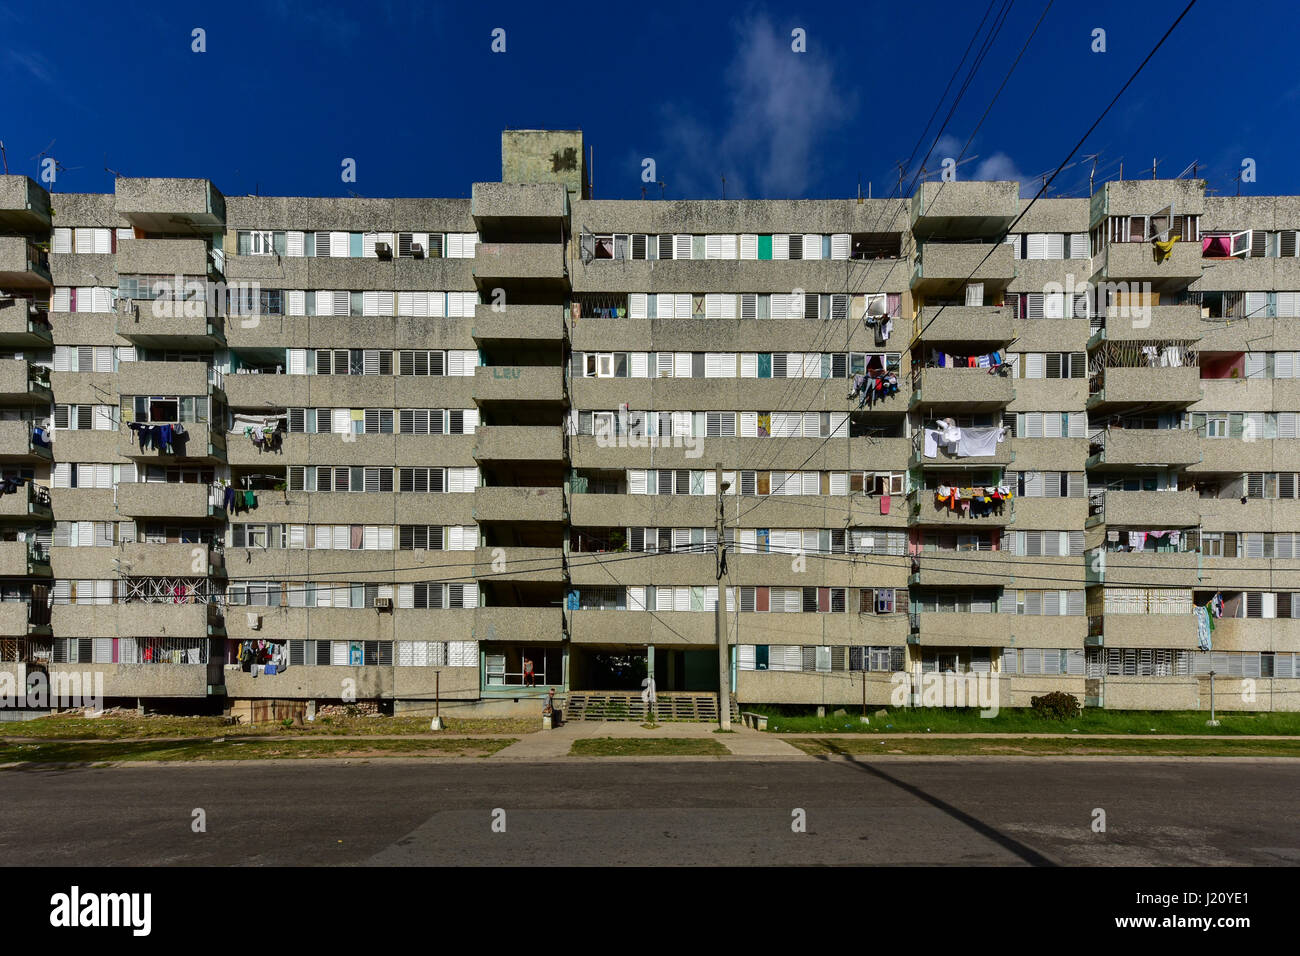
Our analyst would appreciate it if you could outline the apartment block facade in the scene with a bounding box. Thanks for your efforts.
[2,129,1299,716]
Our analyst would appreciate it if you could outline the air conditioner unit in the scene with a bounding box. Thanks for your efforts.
[374,597,393,611]
[410,242,425,259]
[374,241,393,260]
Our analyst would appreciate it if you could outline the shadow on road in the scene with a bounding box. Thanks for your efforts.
[815,750,1057,866]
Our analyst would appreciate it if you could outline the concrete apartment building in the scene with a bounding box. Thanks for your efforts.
[2,128,1299,718]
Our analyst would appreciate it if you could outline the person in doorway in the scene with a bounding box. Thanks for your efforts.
[523,656,535,686]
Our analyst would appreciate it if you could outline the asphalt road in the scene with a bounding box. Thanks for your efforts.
[2,758,1298,866]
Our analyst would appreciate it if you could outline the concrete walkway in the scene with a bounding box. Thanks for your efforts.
[490,721,807,760]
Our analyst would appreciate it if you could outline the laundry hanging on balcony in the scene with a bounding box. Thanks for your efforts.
[923,419,1007,458]
[847,371,900,408]
[928,349,1008,374]
[932,484,1012,516]
[1152,235,1179,263]
[1195,603,1214,651]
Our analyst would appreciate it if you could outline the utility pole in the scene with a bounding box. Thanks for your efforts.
[715,462,732,730]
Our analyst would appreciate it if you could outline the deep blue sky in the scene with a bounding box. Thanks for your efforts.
[3,0,1296,202]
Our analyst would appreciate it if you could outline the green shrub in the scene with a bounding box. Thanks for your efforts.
[1030,691,1081,721]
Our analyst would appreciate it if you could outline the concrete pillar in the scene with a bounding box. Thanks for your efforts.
[816,705,826,718]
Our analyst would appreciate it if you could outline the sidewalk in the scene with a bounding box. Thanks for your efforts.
[490,721,807,760]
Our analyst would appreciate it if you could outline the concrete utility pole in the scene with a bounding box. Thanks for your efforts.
[715,462,732,730]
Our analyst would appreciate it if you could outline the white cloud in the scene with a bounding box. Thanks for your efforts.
[657,13,855,198]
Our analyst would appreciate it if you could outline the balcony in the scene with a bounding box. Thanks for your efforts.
[1089,551,1201,589]
[910,611,1013,646]
[118,542,225,578]
[471,182,568,228]
[471,241,567,290]
[473,546,564,584]
[910,181,1020,239]
[117,360,221,396]
[473,425,564,464]
[0,359,52,404]
[0,601,45,637]
[1085,490,1199,528]
[910,426,1013,469]
[909,488,1013,526]
[0,236,52,289]
[911,242,1015,295]
[1086,365,1201,411]
[911,305,1013,346]
[473,485,566,524]
[116,601,224,639]
[0,175,52,231]
[472,303,566,344]
[116,237,215,277]
[116,482,221,519]
[114,177,225,232]
[473,364,565,405]
[910,365,1014,411]
[0,483,51,522]
[0,420,52,462]
[1095,240,1203,290]
[0,540,50,577]
[473,606,567,643]
[0,296,53,347]
[1086,427,1201,469]
[118,423,225,462]
[114,298,225,348]
[1092,612,1200,649]
[1095,304,1204,341]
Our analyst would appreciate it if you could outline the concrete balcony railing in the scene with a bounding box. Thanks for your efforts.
[0,236,52,288]
[473,546,564,584]
[118,423,225,462]
[473,606,567,643]
[0,482,51,521]
[911,242,1015,292]
[1089,551,1201,589]
[1092,612,1200,649]
[116,238,213,277]
[471,181,568,224]
[908,488,1014,526]
[910,426,1013,468]
[473,364,565,404]
[0,420,52,460]
[0,296,53,347]
[912,305,1013,345]
[116,482,221,519]
[114,299,224,344]
[114,177,225,230]
[473,485,566,524]
[473,425,564,463]
[115,601,224,639]
[909,611,1014,646]
[0,174,52,230]
[1087,365,1201,409]
[1095,304,1204,341]
[1086,427,1201,468]
[0,601,43,636]
[0,540,50,577]
[117,360,222,396]
[471,303,566,343]
[471,241,567,284]
[910,181,1019,238]
[910,365,1014,409]
[1085,490,1200,528]
[1096,239,1203,286]
[0,359,52,404]
[118,542,225,579]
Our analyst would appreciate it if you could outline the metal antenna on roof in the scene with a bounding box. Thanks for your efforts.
[0,141,7,174]
[721,175,726,200]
